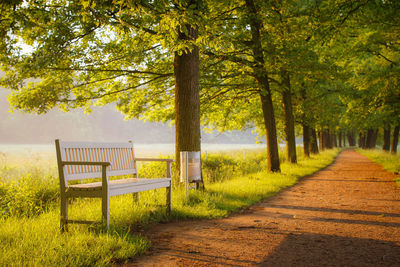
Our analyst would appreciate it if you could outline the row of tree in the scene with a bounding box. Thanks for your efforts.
[0,0,399,175]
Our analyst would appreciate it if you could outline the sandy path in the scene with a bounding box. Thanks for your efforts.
[129,150,400,266]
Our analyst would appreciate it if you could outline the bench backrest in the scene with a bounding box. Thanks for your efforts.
[55,140,137,184]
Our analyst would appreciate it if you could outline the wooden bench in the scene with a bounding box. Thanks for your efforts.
[55,140,173,231]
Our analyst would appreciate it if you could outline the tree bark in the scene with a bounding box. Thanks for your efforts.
[343,132,346,147]
[372,129,378,148]
[332,132,337,148]
[318,131,323,151]
[366,129,375,149]
[281,70,297,163]
[300,87,310,158]
[358,131,366,148]
[338,131,342,147]
[245,0,280,172]
[391,126,399,154]
[303,124,311,158]
[347,132,356,146]
[322,129,331,149]
[383,126,391,151]
[310,128,319,154]
[174,24,201,175]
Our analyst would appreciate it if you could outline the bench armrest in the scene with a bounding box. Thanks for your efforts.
[61,161,111,166]
[135,158,173,178]
[135,158,174,162]
[62,161,111,187]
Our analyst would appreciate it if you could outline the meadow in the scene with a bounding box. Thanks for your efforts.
[0,146,339,266]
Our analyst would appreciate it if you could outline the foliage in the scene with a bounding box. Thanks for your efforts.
[0,0,206,120]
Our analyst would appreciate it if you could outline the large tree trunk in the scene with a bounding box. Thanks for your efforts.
[338,131,342,147]
[303,124,311,158]
[382,126,391,151]
[391,126,399,154]
[281,70,297,163]
[174,24,201,175]
[245,0,280,172]
[310,128,319,154]
[260,91,281,171]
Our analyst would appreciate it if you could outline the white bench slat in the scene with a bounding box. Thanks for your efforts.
[60,141,133,149]
[65,169,137,181]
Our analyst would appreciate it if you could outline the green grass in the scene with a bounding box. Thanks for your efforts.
[0,148,339,266]
[358,149,400,187]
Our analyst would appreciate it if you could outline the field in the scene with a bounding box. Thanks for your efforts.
[0,146,339,266]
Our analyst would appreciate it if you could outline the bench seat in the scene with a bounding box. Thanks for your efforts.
[67,178,172,196]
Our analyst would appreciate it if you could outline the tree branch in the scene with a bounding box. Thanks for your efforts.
[61,75,171,103]
[46,67,172,76]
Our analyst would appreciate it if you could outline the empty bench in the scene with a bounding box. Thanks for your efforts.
[55,140,173,231]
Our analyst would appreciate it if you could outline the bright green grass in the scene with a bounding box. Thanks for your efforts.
[358,149,400,187]
[0,148,338,266]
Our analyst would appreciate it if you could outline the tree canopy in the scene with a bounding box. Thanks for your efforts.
[1,0,399,173]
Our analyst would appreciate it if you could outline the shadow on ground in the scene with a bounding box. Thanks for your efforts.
[261,232,400,266]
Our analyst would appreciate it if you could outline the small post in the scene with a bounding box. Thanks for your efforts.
[180,151,201,199]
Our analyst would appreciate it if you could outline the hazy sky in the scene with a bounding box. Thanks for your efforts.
[0,86,256,144]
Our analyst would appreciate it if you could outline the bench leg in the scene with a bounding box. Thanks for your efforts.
[60,195,68,232]
[102,196,110,230]
[166,184,172,213]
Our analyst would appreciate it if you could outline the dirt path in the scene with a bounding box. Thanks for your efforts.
[130,150,400,266]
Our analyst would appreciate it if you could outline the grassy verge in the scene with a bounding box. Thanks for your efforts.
[358,149,400,187]
[0,148,339,266]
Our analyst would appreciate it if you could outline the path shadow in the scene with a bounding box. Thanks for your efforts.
[261,232,400,266]
[308,178,396,183]
[266,204,400,218]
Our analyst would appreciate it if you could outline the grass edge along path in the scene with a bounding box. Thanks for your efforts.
[0,149,339,267]
[358,149,400,187]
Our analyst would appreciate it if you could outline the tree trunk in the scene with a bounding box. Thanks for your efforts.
[347,132,356,146]
[338,132,342,147]
[174,24,201,175]
[259,92,281,171]
[366,129,375,149]
[281,70,297,163]
[322,129,331,149]
[245,0,280,172]
[318,131,323,151]
[303,124,311,158]
[382,126,391,151]
[327,130,333,149]
[372,129,378,148]
[343,131,346,147]
[310,128,319,154]
[332,132,337,148]
[358,131,366,148]
[391,126,399,154]
[300,87,310,158]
